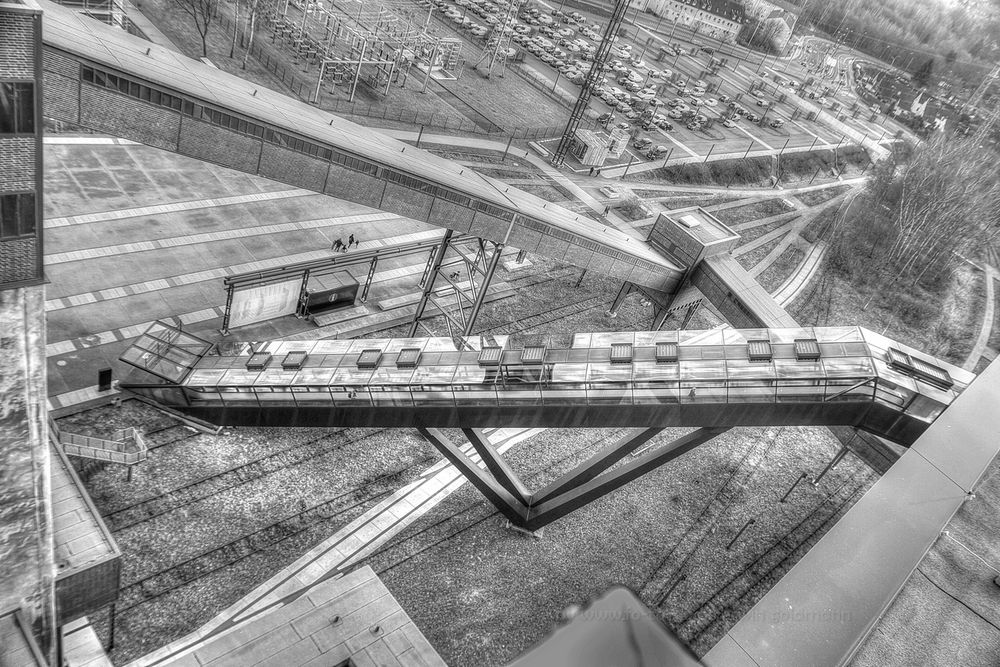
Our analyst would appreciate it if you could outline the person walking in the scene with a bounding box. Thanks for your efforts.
[348,233,356,247]
[332,238,343,252]
[589,166,595,176]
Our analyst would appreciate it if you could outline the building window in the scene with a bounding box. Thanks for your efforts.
[0,82,34,134]
[0,192,36,238]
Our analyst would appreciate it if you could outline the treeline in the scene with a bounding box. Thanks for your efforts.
[787,0,999,90]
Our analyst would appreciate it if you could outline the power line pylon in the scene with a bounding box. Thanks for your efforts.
[551,0,632,167]
[475,0,523,78]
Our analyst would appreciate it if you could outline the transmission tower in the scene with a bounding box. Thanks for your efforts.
[967,63,1000,142]
[551,0,632,167]
[475,0,523,78]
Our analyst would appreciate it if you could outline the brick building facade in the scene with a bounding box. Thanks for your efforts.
[640,0,746,43]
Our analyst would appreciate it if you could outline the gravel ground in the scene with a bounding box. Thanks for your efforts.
[757,246,807,293]
[714,199,794,226]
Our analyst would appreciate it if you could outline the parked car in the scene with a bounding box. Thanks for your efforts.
[632,137,653,149]
[646,145,669,159]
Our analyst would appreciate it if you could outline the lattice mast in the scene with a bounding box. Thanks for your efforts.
[551,0,633,167]
[474,0,523,78]
[969,63,1000,142]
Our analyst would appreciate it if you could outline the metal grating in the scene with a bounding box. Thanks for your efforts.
[479,346,503,367]
[396,347,421,368]
[281,351,308,370]
[521,345,546,364]
[246,352,271,371]
[610,343,633,364]
[794,338,821,361]
[357,349,383,369]
[747,340,772,362]
[655,342,678,363]
[888,347,954,389]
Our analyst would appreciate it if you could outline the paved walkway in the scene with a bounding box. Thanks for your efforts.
[963,264,998,371]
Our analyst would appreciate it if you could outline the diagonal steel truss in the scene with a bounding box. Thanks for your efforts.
[419,427,729,531]
[408,231,505,340]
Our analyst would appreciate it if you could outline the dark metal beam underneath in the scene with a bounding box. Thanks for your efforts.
[463,428,531,505]
[524,427,729,531]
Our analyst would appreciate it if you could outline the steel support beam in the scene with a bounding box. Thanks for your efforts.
[524,427,729,531]
[531,427,664,505]
[418,427,527,524]
[609,281,634,316]
[462,241,503,337]
[408,230,453,337]
[359,256,378,304]
[463,428,531,505]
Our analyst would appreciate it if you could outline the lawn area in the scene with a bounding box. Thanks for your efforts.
[714,199,794,226]
[795,184,852,206]
[757,246,806,293]
[736,236,785,271]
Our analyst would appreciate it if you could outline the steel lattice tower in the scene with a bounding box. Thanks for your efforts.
[474,0,523,78]
[551,0,633,167]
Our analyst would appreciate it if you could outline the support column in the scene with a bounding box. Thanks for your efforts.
[524,428,728,531]
[463,428,531,505]
[360,256,378,304]
[608,281,634,316]
[462,242,502,337]
[418,428,528,525]
[408,230,453,337]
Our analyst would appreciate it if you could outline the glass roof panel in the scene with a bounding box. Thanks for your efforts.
[185,369,229,386]
[452,366,489,384]
[410,365,459,384]
[370,366,417,384]
[679,359,729,380]
[220,369,263,385]
[634,331,677,346]
[872,359,919,392]
[632,364,680,381]
[256,368,296,386]
[550,363,589,383]
[680,328,727,346]
[773,359,824,378]
[588,363,635,381]
[726,359,777,379]
[329,366,377,384]
[822,357,875,377]
[768,327,817,343]
[814,326,864,343]
[290,368,336,385]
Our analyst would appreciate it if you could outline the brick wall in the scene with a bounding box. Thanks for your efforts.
[378,182,433,221]
[324,162,385,209]
[0,237,38,286]
[259,144,328,192]
[0,138,36,191]
[427,197,473,235]
[80,85,181,151]
[42,51,80,124]
[0,12,35,78]
[469,211,510,243]
[177,117,262,173]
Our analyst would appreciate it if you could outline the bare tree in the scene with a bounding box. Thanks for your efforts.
[229,0,240,58]
[171,0,218,58]
[241,0,275,69]
[834,135,1000,300]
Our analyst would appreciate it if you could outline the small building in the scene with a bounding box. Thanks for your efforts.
[606,127,630,158]
[646,206,740,271]
[571,129,609,166]
[640,0,745,43]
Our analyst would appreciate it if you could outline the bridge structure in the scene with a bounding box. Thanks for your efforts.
[118,321,972,531]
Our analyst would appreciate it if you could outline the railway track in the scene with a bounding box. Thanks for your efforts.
[115,454,437,613]
[106,429,387,531]
[677,472,871,649]
[647,429,783,606]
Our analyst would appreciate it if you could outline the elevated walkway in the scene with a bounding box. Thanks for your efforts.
[119,323,973,447]
[35,0,682,293]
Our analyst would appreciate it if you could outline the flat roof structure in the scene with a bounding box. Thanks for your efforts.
[50,440,121,623]
[33,0,683,292]
[148,566,445,667]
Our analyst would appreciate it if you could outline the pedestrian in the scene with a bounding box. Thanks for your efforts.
[595,169,602,177]
[348,233,355,247]
[332,238,343,252]
[589,166,595,176]
[603,205,610,215]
